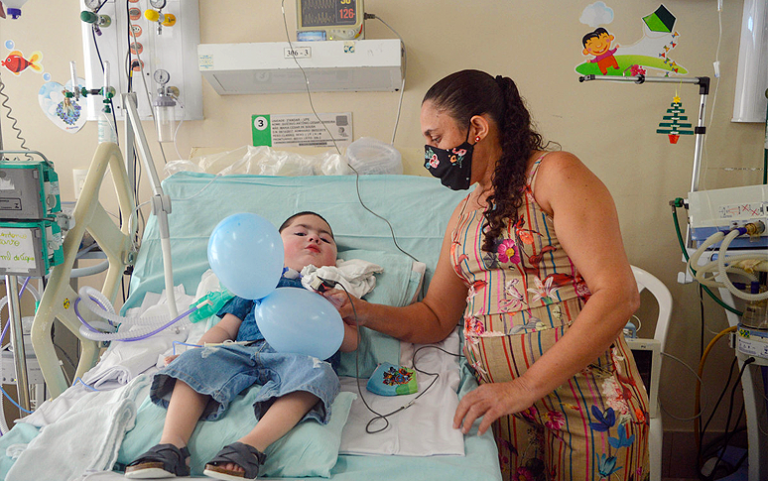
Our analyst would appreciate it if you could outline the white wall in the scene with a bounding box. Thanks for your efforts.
[0,0,762,433]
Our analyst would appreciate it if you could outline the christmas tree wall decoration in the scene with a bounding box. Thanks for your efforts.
[656,95,693,144]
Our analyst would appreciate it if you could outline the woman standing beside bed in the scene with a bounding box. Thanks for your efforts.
[327,70,650,481]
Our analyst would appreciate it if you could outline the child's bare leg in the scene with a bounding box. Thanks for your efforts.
[220,391,319,473]
[159,380,208,448]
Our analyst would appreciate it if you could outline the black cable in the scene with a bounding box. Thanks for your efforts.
[706,403,746,480]
[322,278,460,434]
[699,356,737,454]
[0,70,30,153]
[352,172,418,264]
[698,284,705,359]
[279,0,418,264]
[126,0,133,94]
[53,341,77,374]
[706,357,754,479]
[92,25,119,144]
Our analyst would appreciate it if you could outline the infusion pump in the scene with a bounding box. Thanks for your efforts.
[296,0,364,41]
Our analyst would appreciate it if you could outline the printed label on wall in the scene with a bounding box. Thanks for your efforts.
[252,113,352,149]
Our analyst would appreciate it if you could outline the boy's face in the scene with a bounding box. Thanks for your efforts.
[583,33,614,56]
[280,214,337,272]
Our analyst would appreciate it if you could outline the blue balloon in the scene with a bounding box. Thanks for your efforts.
[255,287,344,359]
[208,213,284,300]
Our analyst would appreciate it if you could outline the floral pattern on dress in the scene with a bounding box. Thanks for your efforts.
[527,276,559,305]
[450,157,649,479]
[589,402,637,479]
[498,239,521,264]
[598,453,622,479]
[543,410,565,430]
[499,279,524,313]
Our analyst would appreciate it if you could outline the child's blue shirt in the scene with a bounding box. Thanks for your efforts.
[215,275,341,368]
[216,275,303,342]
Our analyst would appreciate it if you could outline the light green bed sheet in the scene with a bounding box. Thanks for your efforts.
[118,173,500,480]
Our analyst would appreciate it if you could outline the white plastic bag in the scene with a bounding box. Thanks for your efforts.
[163,145,353,177]
[345,137,403,175]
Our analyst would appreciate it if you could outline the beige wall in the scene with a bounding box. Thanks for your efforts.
[1,1,762,432]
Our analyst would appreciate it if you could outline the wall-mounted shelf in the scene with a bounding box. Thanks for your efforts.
[198,39,403,95]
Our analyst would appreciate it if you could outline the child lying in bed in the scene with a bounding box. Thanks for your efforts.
[125,212,358,481]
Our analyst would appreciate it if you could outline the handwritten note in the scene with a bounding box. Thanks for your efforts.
[0,227,37,273]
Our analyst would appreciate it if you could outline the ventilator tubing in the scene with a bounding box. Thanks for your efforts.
[77,286,177,341]
[689,229,768,302]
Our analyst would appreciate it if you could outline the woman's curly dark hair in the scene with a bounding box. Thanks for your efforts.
[423,70,547,252]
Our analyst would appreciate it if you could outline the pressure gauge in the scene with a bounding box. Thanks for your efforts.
[149,0,167,9]
[84,0,102,11]
[153,69,170,86]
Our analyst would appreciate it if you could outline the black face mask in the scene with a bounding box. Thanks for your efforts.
[423,128,474,190]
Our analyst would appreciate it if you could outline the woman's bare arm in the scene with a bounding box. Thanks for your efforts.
[325,201,470,344]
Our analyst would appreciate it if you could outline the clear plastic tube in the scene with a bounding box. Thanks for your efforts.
[77,306,195,342]
[687,231,724,285]
[718,230,768,301]
[75,286,196,342]
[689,230,768,296]
[0,281,41,346]
[77,286,169,326]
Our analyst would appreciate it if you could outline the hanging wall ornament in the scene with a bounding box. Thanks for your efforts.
[656,94,693,144]
[38,77,87,133]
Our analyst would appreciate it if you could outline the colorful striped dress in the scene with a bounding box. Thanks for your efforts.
[452,156,650,481]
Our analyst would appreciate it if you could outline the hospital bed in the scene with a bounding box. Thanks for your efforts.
[0,144,502,480]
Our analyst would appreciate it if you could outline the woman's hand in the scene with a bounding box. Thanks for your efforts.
[323,289,363,326]
[453,378,537,436]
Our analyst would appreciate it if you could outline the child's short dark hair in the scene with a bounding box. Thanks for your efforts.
[279,211,334,238]
[582,27,610,47]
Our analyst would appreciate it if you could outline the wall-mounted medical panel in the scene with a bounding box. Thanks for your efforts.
[80,0,202,122]
[198,39,403,95]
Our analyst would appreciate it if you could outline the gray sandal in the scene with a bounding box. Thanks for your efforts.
[125,443,191,479]
[203,442,267,480]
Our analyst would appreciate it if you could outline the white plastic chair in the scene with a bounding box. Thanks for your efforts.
[631,265,673,481]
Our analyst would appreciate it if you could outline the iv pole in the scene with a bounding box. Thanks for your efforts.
[71,59,178,318]
[579,74,710,193]
[581,74,768,481]
[122,92,178,319]
[0,78,32,414]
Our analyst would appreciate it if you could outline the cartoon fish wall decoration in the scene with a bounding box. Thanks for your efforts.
[2,50,43,75]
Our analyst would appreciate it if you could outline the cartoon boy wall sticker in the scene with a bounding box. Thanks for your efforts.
[582,27,619,75]
[575,4,687,77]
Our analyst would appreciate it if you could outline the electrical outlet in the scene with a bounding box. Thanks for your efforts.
[73,169,88,200]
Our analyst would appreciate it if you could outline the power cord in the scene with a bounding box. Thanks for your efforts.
[363,12,406,145]
[324,278,460,434]
[0,70,30,154]
[703,357,755,477]
[279,1,419,263]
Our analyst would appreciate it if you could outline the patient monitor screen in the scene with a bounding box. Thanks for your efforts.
[299,0,357,27]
